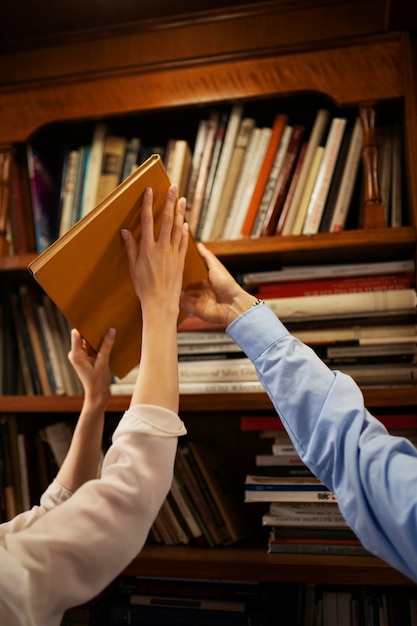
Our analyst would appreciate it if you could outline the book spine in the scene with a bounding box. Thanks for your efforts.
[264,288,417,321]
[241,259,415,287]
[328,116,363,232]
[275,141,308,236]
[257,273,415,299]
[302,117,347,234]
[199,104,244,241]
[250,124,293,238]
[285,108,330,235]
[241,112,289,237]
[290,145,325,235]
[188,112,220,237]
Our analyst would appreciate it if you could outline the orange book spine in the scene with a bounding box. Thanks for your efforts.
[240,113,288,237]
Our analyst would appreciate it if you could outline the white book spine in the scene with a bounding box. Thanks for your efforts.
[265,288,417,321]
[329,116,363,232]
[281,108,330,236]
[302,117,347,234]
[178,358,257,382]
[241,259,415,286]
[199,104,244,241]
[111,380,265,395]
[222,127,261,240]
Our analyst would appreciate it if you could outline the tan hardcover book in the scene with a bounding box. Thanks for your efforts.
[28,154,208,378]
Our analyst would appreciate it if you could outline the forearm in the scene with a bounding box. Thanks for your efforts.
[55,397,106,492]
[130,311,179,413]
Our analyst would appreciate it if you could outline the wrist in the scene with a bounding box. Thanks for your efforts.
[226,292,260,325]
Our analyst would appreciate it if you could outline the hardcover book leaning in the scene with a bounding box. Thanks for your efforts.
[28,154,208,378]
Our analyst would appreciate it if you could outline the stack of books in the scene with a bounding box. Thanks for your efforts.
[242,258,417,388]
[241,417,370,556]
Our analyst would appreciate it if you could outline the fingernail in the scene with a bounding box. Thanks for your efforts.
[178,197,186,210]
[121,229,129,240]
[170,184,178,197]
[145,187,152,196]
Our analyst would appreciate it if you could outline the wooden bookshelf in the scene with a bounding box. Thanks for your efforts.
[1,0,417,593]
[124,545,414,587]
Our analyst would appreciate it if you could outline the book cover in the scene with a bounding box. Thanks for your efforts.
[240,112,289,237]
[28,154,208,378]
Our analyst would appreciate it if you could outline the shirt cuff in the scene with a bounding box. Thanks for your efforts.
[227,303,289,361]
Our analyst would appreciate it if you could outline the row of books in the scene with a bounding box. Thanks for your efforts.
[6,101,404,255]
[110,258,417,396]
[148,440,249,548]
[0,283,83,396]
[84,576,417,626]
[241,414,417,557]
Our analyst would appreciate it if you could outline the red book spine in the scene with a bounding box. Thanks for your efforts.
[256,273,415,299]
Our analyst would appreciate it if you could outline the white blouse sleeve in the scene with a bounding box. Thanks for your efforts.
[0,404,186,626]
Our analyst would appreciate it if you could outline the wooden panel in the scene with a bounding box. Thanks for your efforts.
[124,545,414,586]
[0,0,386,77]
[0,37,404,143]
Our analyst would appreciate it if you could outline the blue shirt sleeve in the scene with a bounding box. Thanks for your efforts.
[227,303,417,583]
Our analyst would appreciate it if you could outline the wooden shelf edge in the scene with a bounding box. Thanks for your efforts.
[1,388,415,412]
[123,544,414,587]
[0,226,415,271]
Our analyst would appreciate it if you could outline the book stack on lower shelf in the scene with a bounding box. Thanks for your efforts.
[148,440,250,548]
[242,413,417,557]
[241,415,371,557]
